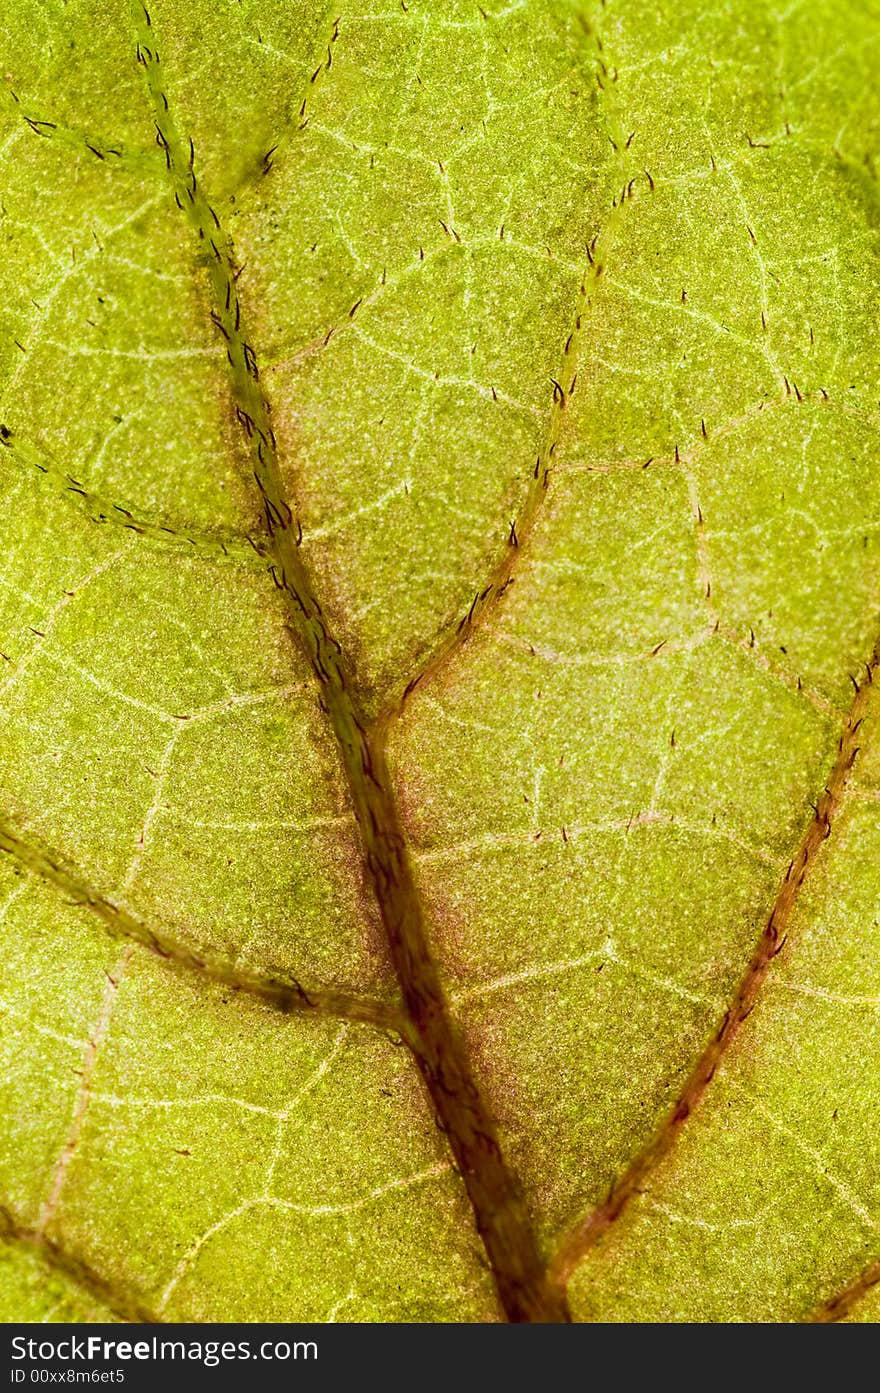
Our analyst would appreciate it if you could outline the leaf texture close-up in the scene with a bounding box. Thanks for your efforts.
[1,0,879,1324]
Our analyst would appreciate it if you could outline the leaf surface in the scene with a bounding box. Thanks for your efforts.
[1,0,879,1323]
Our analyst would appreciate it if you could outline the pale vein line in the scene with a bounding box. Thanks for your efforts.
[0,196,166,416]
[35,948,132,1236]
[157,1160,450,1312]
[451,939,719,1013]
[262,1023,350,1193]
[185,682,306,724]
[119,730,181,891]
[451,952,607,1008]
[731,1082,878,1232]
[39,650,177,724]
[646,1187,788,1234]
[414,810,784,870]
[186,815,350,834]
[0,879,29,924]
[88,1090,292,1119]
[776,980,880,1009]
[263,1161,452,1217]
[0,551,126,705]
[0,997,87,1050]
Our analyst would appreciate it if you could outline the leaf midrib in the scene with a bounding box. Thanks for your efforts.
[4,0,878,1325]
[130,0,575,1325]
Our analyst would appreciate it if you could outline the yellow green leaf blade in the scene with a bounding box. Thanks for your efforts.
[1,0,879,1324]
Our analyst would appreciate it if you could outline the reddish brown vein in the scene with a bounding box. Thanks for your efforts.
[549,635,880,1290]
[132,3,567,1323]
[0,1206,156,1323]
[0,429,266,566]
[3,98,161,178]
[809,1256,880,1322]
[0,818,402,1035]
[377,188,645,734]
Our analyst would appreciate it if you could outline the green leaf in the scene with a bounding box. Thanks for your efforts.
[1,0,879,1323]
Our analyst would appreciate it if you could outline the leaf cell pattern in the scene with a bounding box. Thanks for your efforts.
[1,0,879,1323]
